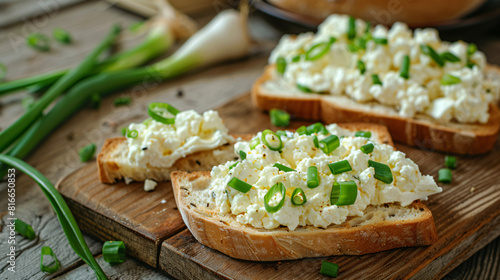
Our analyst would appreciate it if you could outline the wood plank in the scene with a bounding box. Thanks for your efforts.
[157,93,500,280]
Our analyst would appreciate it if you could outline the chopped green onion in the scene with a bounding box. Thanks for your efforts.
[228,177,252,193]
[113,96,131,106]
[276,130,287,137]
[40,246,60,273]
[312,135,319,148]
[249,137,260,150]
[441,52,460,63]
[347,16,356,40]
[368,160,393,184]
[320,261,339,278]
[354,131,371,138]
[467,43,477,56]
[305,38,336,61]
[261,129,283,151]
[319,135,340,154]
[306,122,328,135]
[438,168,452,183]
[229,162,238,170]
[328,160,352,175]
[441,74,461,85]
[53,28,72,44]
[360,143,374,154]
[90,94,101,110]
[357,60,366,74]
[27,33,50,51]
[270,109,290,127]
[15,219,35,240]
[400,55,410,80]
[347,43,359,53]
[79,143,96,162]
[264,182,286,213]
[0,62,6,82]
[371,74,382,85]
[297,83,313,93]
[126,129,138,139]
[364,22,371,34]
[103,241,126,264]
[466,61,476,69]
[276,57,287,75]
[331,181,357,206]
[147,102,180,124]
[22,96,35,110]
[121,127,127,136]
[239,150,246,160]
[445,155,457,169]
[420,44,444,67]
[297,126,307,135]
[273,163,295,172]
[355,37,367,50]
[291,54,301,62]
[373,38,388,45]
[291,188,307,206]
[307,166,319,188]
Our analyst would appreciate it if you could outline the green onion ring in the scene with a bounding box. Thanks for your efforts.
[368,160,393,184]
[261,129,283,151]
[103,241,126,264]
[438,168,452,183]
[445,155,457,169]
[330,181,357,206]
[147,102,180,124]
[126,129,138,139]
[264,182,286,213]
[40,246,60,273]
[249,137,261,150]
[319,135,340,154]
[360,143,375,154]
[228,177,253,193]
[27,33,50,51]
[291,188,307,206]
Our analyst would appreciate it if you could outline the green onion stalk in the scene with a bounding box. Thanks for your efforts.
[0,155,108,279]
[0,10,250,177]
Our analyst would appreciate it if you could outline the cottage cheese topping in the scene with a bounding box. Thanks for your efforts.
[268,15,499,124]
[206,125,441,231]
[126,110,233,168]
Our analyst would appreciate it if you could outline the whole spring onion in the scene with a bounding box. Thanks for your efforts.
[400,55,410,80]
[53,28,72,44]
[371,74,382,85]
[360,143,374,154]
[320,261,339,278]
[102,241,126,264]
[445,155,457,169]
[228,177,252,193]
[264,182,286,213]
[273,163,295,172]
[0,25,121,153]
[420,44,444,67]
[270,109,290,127]
[307,166,319,188]
[261,129,283,151]
[27,33,51,51]
[249,137,260,150]
[276,57,287,75]
[0,10,250,177]
[319,135,340,154]
[40,246,60,273]
[148,102,180,124]
[14,219,36,240]
[328,160,352,175]
[291,188,307,206]
[368,160,393,184]
[331,181,357,206]
[347,16,356,40]
[354,131,371,138]
[438,168,452,183]
[79,143,96,162]
[0,155,107,279]
[441,74,461,85]
[239,150,247,160]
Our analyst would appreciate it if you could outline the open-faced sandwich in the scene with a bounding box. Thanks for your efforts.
[171,122,442,261]
[97,103,250,186]
[252,15,500,154]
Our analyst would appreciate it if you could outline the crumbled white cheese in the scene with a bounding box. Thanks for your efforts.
[144,179,157,192]
[267,15,499,124]
[207,126,442,231]
[126,110,233,169]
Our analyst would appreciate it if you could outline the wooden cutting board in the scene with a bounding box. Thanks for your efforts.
[56,93,500,279]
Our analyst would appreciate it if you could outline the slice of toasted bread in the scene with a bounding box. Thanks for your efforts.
[252,65,500,154]
[97,134,251,184]
[170,123,438,261]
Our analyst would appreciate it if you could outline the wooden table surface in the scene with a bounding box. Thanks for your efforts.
[0,1,498,279]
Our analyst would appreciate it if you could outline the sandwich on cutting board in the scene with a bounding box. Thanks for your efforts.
[252,15,500,154]
[171,122,442,261]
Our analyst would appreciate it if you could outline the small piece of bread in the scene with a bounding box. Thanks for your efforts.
[252,65,500,154]
[171,123,438,261]
[97,134,251,184]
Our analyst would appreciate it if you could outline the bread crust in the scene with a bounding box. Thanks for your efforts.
[171,171,438,261]
[268,0,485,27]
[252,65,500,154]
[97,134,252,184]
